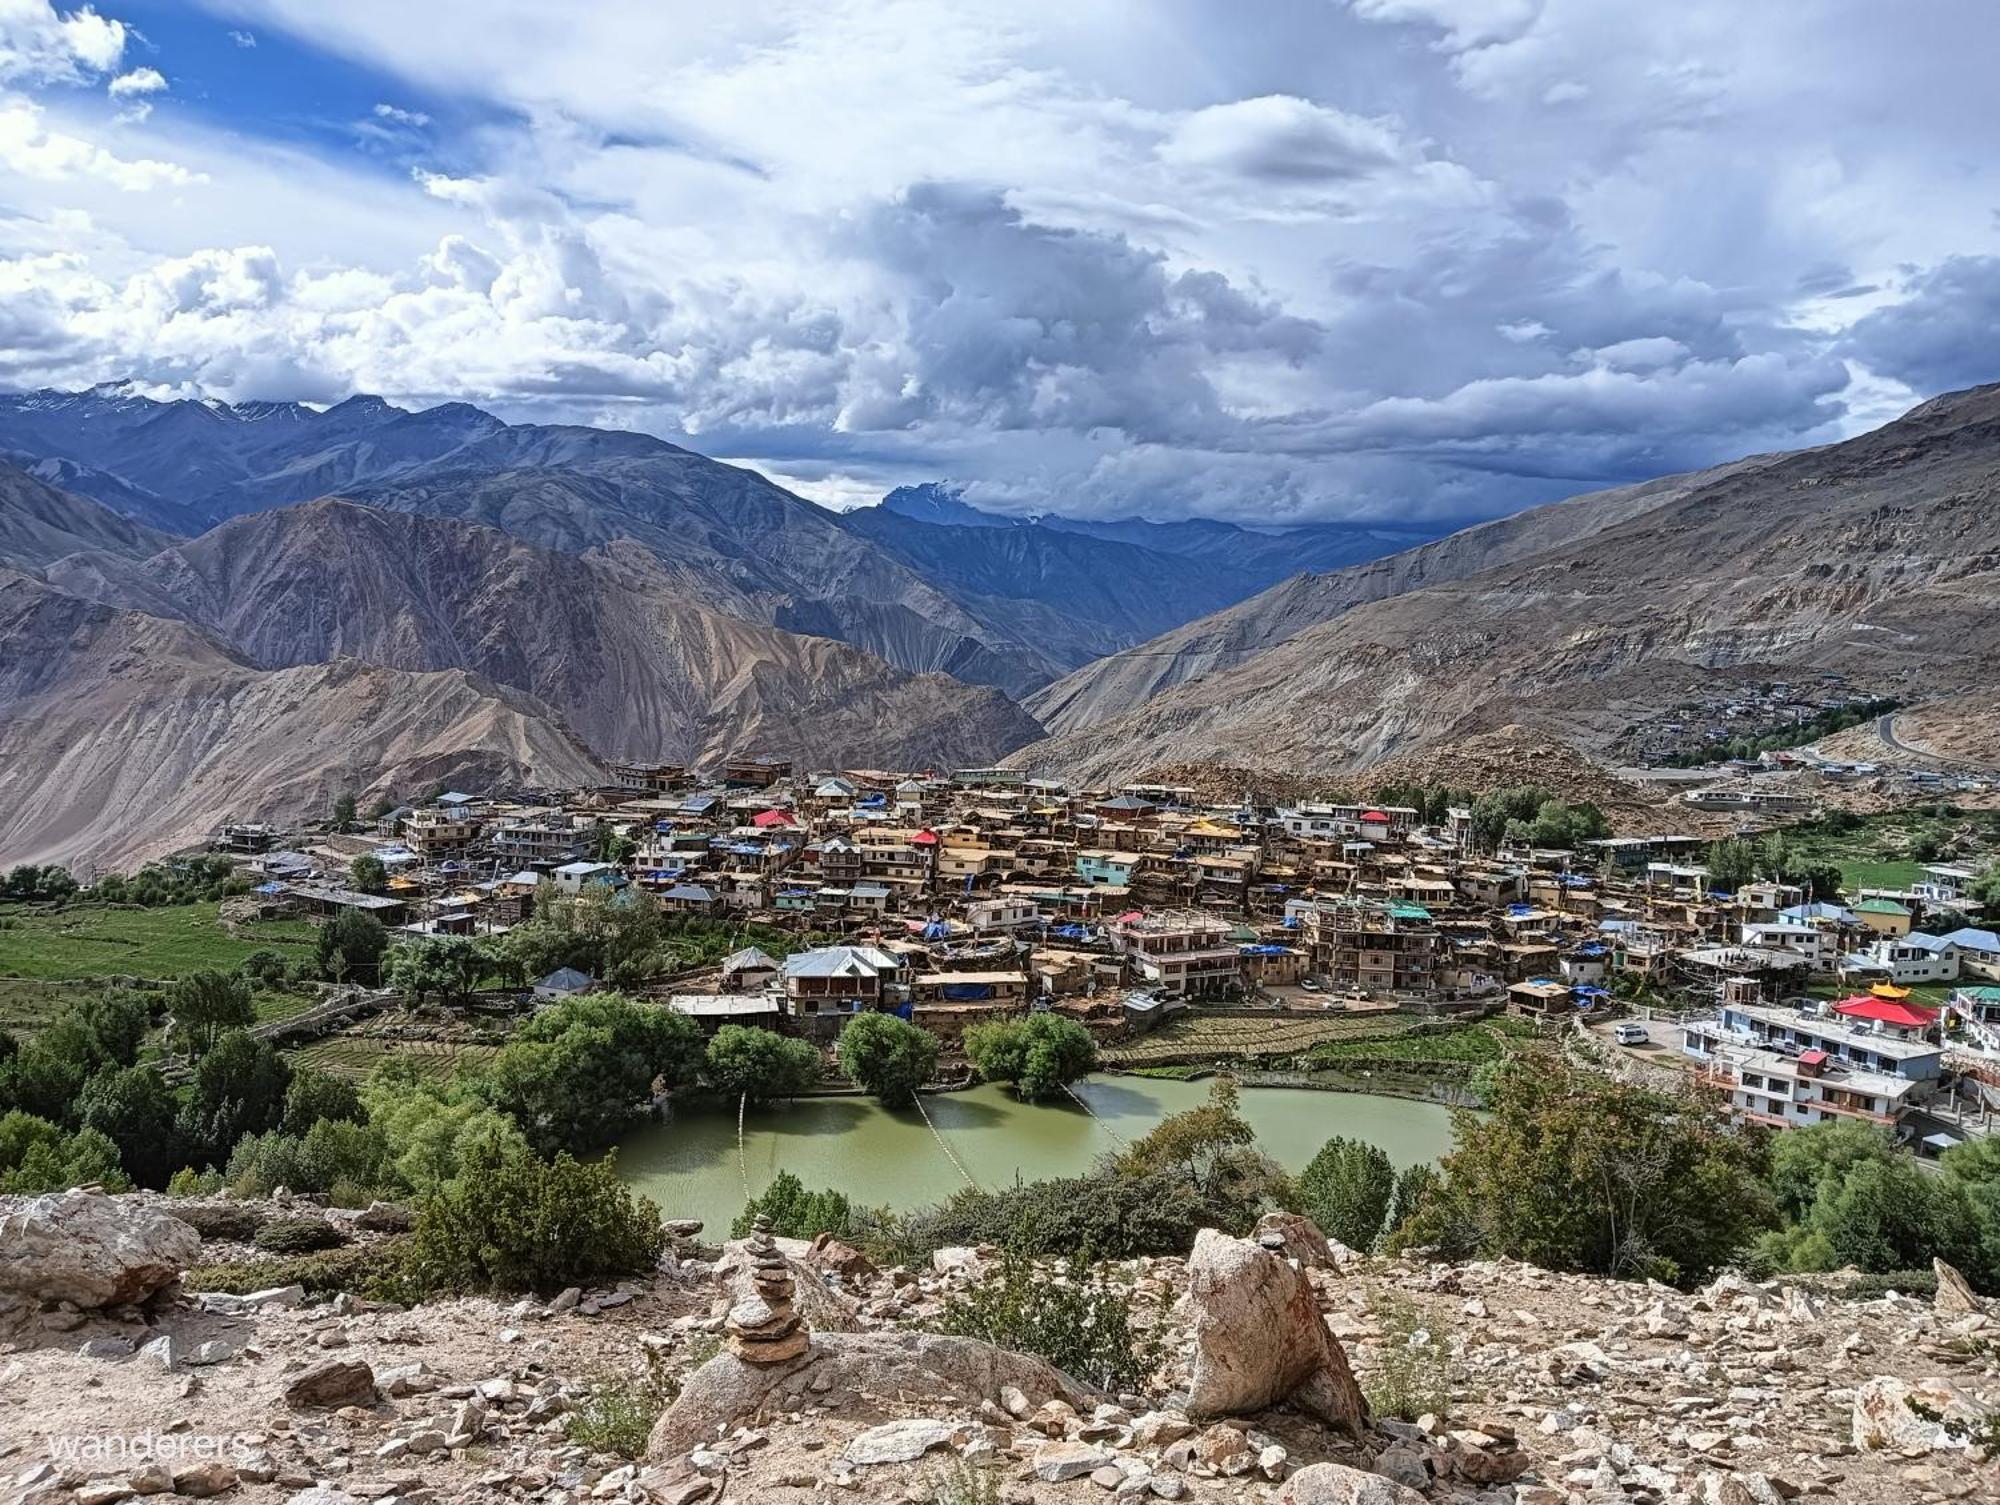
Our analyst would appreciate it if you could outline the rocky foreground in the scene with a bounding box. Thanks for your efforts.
[3,1190,1998,1505]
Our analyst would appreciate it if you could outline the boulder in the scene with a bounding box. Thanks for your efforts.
[648,1330,1092,1459]
[284,1358,379,1409]
[0,1188,198,1308]
[1179,1228,1366,1436]
[807,1231,878,1281]
[352,1201,414,1233]
[842,1418,957,1465]
[1278,1463,1428,1505]
[1253,1212,1338,1270]
[1934,1257,1984,1316]
[1852,1374,1987,1454]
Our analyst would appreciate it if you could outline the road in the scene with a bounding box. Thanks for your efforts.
[1874,710,1999,774]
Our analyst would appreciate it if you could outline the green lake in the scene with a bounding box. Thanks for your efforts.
[616,1075,1459,1234]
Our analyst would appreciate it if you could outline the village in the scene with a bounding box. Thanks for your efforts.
[198,752,2000,1156]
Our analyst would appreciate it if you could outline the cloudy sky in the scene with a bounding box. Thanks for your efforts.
[1,0,1996,524]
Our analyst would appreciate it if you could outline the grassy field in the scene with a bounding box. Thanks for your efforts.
[288,1034,499,1081]
[0,977,102,1037]
[0,903,316,981]
[1780,808,2000,898]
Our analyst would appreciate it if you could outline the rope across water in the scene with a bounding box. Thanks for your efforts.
[1061,1078,1128,1147]
[912,1090,981,1191]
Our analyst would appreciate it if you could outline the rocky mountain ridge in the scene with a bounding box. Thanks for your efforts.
[1013,384,2000,784]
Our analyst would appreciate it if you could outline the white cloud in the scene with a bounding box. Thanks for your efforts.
[107,65,165,98]
[228,30,256,48]
[0,0,128,85]
[0,1,1997,523]
[0,98,200,190]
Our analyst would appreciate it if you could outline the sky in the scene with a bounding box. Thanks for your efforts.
[1,1,1997,525]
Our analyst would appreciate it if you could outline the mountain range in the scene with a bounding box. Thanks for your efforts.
[5,378,1999,870]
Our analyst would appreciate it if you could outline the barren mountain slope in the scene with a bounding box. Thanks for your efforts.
[1013,384,2000,785]
[50,499,1044,772]
[0,572,603,871]
[0,461,175,572]
[1025,454,1785,735]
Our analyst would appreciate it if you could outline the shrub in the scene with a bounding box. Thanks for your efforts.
[187,1243,389,1299]
[170,1200,269,1241]
[565,1347,676,1460]
[933,1248,1160,1392]
[481,992,705,1155]
[1294,1136,1395,1251]
[898,1167,1228,1262]
[254,1215,348,1254]
[402,1139,664,1295]
[1362,1292,1457,1422]
[731,1171,858,1241]
[166,1167,224,1199]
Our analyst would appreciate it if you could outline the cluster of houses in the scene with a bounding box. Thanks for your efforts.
[208,757,1998,1143]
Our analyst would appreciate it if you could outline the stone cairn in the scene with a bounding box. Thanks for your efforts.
[726,1214,811,1364]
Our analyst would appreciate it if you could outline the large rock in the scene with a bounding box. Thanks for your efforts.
[1852,1374,1987,1454]
[648,1330,1092,1459]
[0,1189,198,1307]
[1277,1463,1427,1505]
[1253,1212,1339,1270]
[1180,1228,1366,1436]
[284,1359,378,1409]
[1934,1257,1984,1315]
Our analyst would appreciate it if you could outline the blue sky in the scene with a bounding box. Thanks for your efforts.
[2,1,1998,523]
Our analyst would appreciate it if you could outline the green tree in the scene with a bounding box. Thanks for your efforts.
[330,792,358,832]
[1113,1076,1280,1225]
[964,1013,1097,1102]
[74,1065,184,1188]
[836,1011,939,1107]
[501,885,667,989]
[1705,837,1758,891]
[280,1068,364,1137]
[177,1031,291,1164]
[1385,1161,1441,1237]
[1392,1059,1773,1284]
[384,934,489,1007]
[1294,1135,1396,1250]
[0,1112,128,1193]
[703,1025,821,1103]
[1971,860,2000,916]
[169,970,256,1057]
[317,907,389,986]
[731,1170,856,1240]
[360,1062,528,1192]
[481,992,704,1154]
[1753,1122,1979,1280]
[349,854,389,894]
[402,1138,664,1295]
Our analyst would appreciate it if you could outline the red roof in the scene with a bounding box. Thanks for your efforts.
[1360,810,1389,823]
[911,829,939,845]
[1832,995,1938,1029]
[1797,1049,1829,1066]
[750,809,795,828]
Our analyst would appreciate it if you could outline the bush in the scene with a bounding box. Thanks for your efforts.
[731,1171,858,1241]
[1294,1136,1395,1251]
[1362,1292,1457,1422]
[402,1138,664,1295]
[254,1215,349,1254]
[170,1200,269,1241]
[481,992,704,1155]
[933,1248,1159,1392]
[566,1347,676,1460]
[894,1167,1227,1261]
[187,1243,390,1299]
[1391,1059,1773,1285]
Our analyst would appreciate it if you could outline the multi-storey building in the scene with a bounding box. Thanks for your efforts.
[1110,910,1243,997]
[1681,996,1943,1134]
[1286,897,1440,996]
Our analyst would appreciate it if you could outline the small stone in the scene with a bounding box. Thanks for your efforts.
[1034,1441,1114,1483]
[284,1359,377,1409]
[843,1418,957,1465]
[169,1461,238,1498]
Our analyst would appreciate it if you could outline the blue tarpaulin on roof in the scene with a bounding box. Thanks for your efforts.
[892,1002,914,1020]
[1240,944,1288,955]
[941,983,995,1001]
[1507,903,1535,916]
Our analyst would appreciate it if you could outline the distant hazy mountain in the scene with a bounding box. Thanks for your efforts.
[1011,385,2000,784]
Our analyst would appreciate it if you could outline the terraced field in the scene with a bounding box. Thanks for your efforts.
[0,903,315,981]
[1103,1010,1422,1068]
[288,1034,499,1081]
